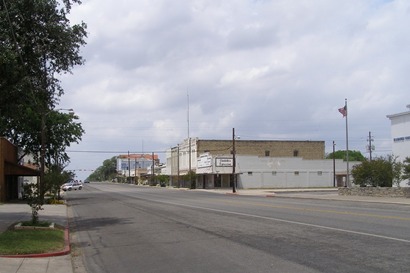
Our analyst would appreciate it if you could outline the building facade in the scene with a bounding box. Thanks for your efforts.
[387,105,410,187]
[116,153,159,182]
[166,138,334,188]
[196,154,360,189]
[0,138,39,202]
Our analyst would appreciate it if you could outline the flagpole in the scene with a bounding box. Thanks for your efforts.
[345,98,350,187]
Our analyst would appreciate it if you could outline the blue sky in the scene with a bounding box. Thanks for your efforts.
[58,0,410,180]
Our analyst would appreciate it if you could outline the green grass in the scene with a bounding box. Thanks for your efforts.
[21,220,52,227]
[0,228,65,255]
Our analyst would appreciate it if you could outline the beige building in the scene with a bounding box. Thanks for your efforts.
[166,138,325,188]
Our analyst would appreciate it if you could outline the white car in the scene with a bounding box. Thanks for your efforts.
[62,181,83,191]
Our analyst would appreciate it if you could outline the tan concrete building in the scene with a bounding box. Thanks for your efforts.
[166,138,325,188]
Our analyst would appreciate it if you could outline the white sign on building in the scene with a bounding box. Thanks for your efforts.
[215,157,233,167]
[198,154,212,168]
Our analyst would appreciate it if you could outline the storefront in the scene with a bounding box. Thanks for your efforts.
[0,138,39,202]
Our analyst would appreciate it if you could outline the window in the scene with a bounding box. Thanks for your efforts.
[293,150,299,157]
[248,172,253,176]
[318,171,323,176]
[294,171,299,176]
[265,150,270,157]
[272,171,277,176]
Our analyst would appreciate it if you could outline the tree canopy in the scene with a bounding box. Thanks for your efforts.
[402,157,410,185]
[87,157,118,182]
[0,0,87,167]
[326,150,366,162]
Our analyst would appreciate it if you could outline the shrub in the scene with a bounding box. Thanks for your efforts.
[351,155,401,187]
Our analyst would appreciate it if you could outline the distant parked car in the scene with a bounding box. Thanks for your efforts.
[83,180,90,183]
[62,181,83,191]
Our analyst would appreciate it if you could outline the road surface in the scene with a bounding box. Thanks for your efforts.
[68,183,410,273]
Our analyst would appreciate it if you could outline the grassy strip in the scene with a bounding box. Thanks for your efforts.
[0,228,65,255]
[21,220,52,227]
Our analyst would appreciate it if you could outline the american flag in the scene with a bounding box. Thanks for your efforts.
[338,105,347,117]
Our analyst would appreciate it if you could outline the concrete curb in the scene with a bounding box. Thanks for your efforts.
[221,190,410,205]
[273,195,410,205]
[0,205,71,259]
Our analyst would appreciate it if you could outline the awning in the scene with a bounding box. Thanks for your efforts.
[4,161,40,176]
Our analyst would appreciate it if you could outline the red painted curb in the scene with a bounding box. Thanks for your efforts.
[0,226,70,258]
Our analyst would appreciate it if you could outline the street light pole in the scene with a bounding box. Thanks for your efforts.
[39,108,74,203]
[39,113,46,203]
[232,128,236,193]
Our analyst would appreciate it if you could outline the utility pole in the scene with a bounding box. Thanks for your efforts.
[134,157,137,184]
[232,128,236,193]
[177,145,180,188]
[128,151,130,183]
[152,152,155,186]
[40,108,73,202]
[187,92,191,172]
[367,131,374,161]
[40,112,46,202]
[333,141,336,187]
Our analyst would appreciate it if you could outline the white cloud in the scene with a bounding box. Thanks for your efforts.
[60,0,410,179]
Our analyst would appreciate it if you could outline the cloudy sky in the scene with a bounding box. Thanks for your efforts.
[58,0,410,180]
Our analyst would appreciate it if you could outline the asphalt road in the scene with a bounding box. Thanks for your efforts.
[67,183,410,273]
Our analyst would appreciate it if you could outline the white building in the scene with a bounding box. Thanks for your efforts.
[116,154,159,181]
[166,138,357,189]
[197,153,360,189]
[387,105,410,187]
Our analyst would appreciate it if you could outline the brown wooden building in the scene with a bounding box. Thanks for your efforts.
[0,137,39,203]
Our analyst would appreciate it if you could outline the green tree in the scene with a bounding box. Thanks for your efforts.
[0,0,87,160]
[326,150,366,161]
[390,155,403,187]
[87,157,118,182]
[184,170,197,189]
[351,155,401,187]
[157,175,170,187]
[1,0,86,210]
[402,157,410,186]
[23,183,43,224]
[44,166,73,200]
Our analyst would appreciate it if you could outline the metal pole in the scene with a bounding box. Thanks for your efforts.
[134,157,137,184]
[232,128,236,193]
[152,152,155,185]
[128,151,130,183]
[40,113,46,203]
[368,131,373,161]
[333,141,336,187]
[345,99,350,187]
[177,145,180,188]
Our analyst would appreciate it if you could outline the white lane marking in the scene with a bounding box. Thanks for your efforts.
[155,199,410,244]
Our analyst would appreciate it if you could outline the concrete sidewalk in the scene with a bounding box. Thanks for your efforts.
[0,203,73,273]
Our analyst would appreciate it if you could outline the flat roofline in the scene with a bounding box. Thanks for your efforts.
[387,110,410,119]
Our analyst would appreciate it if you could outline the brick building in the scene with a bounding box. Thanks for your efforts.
[196,139,325,160]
